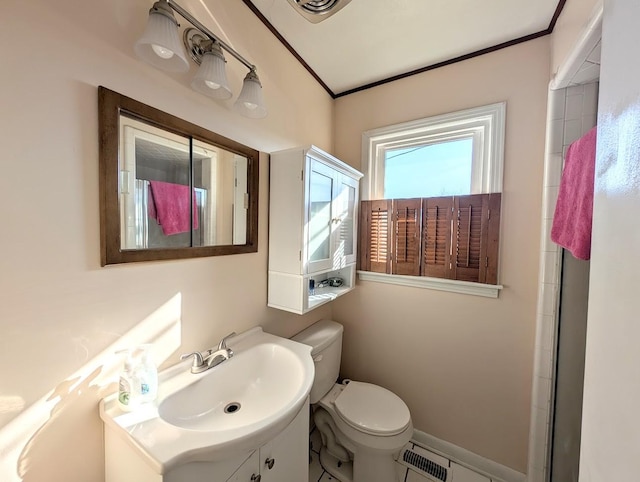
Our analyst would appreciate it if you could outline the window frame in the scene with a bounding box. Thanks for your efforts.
[359,103,506,298]
[361,102,506,201]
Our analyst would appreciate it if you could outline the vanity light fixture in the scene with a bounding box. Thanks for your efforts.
[233,69,267,119]
[134,0,267,118]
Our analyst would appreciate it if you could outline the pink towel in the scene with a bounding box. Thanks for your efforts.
[551,126,597,260]
[148,181,199,236]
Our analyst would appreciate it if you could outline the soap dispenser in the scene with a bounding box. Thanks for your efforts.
[137,345,158,404]
[117,352,137,411]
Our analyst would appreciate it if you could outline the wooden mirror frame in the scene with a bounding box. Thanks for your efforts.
[98,86,259,265]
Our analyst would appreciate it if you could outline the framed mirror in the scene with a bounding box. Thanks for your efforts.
[99,86,259,265]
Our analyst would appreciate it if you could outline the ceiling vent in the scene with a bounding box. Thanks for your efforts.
[286,0,353,23]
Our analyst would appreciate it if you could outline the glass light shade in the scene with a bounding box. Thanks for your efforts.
[191,47,232,100]
[233,70,267,119]
[134,8,189,73]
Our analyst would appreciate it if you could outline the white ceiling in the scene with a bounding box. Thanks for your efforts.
[246,0,562,96]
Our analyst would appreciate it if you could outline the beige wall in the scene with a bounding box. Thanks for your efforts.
[550,0,601,77]
[0,0,564,479]
[580,0,640,479]
[0,0,333,480]
[332,38,550,472]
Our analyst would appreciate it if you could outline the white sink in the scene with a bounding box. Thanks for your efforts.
[158,343,306,431]
[99,327,314,474]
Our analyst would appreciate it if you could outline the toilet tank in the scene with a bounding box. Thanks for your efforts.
[291,320,343,404]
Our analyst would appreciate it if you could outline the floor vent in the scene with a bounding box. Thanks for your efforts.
[399,444,451,482]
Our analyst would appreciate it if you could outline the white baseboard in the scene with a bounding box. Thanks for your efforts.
[411,429,526,482]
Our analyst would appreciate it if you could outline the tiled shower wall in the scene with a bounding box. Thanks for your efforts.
[527,81,599,482]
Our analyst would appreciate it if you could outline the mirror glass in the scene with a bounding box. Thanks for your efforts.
[99,87,259,265]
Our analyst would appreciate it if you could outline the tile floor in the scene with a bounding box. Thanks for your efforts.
[309,428,418,482]
[309,429,493,482]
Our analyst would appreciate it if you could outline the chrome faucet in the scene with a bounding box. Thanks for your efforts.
[205,331,236,368]
[180,332,236,374]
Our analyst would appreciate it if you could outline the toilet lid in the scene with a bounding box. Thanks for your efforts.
[334,381,411,436]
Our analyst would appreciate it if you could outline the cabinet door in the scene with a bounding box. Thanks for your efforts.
[226,451,260,482]
[333,174,359,268]
[260,405,309,482]
[306,159,336,274]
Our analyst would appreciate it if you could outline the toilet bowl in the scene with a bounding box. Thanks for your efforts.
[292,320,413,482]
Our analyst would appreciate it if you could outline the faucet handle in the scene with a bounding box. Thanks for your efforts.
[180,351,204,368]
[217,332,237,350]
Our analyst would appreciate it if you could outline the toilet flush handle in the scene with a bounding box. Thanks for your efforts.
[313,354,323,362]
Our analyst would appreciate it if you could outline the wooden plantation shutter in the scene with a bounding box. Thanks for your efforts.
[392,199,422,275]
[452,194,488,283]
[359,200,392,273]
[451,193,501,284]
[422,197,453,279]
[359,193,500,284]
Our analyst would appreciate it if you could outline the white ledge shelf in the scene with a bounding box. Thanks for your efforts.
[357,271,503,298]
[308,285,353,311]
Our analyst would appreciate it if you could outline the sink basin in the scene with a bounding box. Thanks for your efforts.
[158,343,306,431]
[99,327,314,473]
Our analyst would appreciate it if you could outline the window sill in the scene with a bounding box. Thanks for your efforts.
[357,271,503,298]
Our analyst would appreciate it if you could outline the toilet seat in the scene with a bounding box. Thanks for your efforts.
[334,381,411,436]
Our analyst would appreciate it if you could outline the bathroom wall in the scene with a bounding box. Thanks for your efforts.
[331,38,550,473]
[580,0,640,479]
[550,0,601,77]
[0,0,334,480]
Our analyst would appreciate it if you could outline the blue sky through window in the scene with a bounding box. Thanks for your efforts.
[384,138,473,198]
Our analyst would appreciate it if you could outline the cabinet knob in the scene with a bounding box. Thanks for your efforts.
[265,457,275,470]
[251,475,261,482]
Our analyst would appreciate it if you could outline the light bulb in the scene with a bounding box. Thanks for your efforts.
[151,44,175,59]
[204,80,221,90]
[244,102,258,110]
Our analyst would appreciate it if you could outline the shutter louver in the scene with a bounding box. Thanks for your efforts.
[422,197,453,278]
[392,199,422,275]
[359,200,392,273]
[359,194,501,285]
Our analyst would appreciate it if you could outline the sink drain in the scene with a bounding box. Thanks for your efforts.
[224,402,241,414]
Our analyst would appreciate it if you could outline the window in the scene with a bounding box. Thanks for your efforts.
[359,103,506,297]
[384,138,473,198]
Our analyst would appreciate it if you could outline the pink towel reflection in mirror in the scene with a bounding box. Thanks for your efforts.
[148,180,199,235]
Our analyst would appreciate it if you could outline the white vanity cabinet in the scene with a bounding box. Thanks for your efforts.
[226,402,309,482]
[268,145,363,314]
[104,400,309,482]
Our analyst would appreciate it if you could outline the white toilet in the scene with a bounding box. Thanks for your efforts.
[292,319,413,482]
